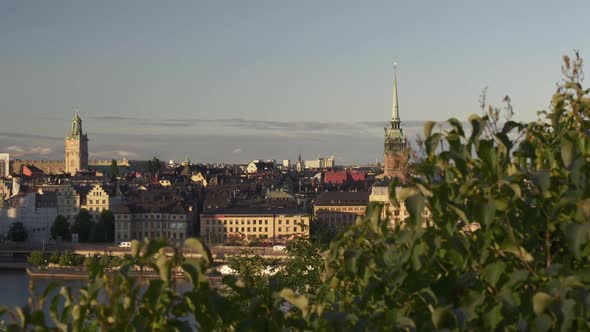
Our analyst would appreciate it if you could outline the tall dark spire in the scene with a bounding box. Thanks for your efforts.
[384,63,405,153]
[390,63,401,130]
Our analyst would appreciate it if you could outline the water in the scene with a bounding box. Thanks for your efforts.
[0,270,30,307]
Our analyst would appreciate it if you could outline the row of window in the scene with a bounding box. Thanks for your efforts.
[207,226,300,233]
[115,215,185,220]
[58,199,77,205]
[319,207,367,212]
[122,232,186,240]
[88,199,107,205]
[115,222,186,229]
[204,219,306,226]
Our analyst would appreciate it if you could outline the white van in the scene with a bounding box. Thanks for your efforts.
[273,245,286,252]
[118,241,131,248]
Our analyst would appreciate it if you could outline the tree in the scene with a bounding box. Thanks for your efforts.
[281,237,324,293]
[58,250,75,267]
[50,215,71,241]
[100,210,115,243]
[147,156,162,178]
[26,251,47,268]
[109,159,120,180]
[48,251,60,264]
[71,209,94,242]
[90,211,114,243]
[8,222,27,242]
[90,219,106,243]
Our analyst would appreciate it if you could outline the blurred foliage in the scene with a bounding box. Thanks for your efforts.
[4,53,590,330]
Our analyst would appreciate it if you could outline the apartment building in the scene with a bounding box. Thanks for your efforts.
[200,208,310,244]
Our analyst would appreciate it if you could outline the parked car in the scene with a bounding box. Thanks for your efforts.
[272,245,286,252]
[118,241,131,248]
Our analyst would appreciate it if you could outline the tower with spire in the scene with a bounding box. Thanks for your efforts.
[383,64,407,180]
[65,109,89,175]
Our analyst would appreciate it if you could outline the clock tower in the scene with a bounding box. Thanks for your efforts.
[65,110,89,175]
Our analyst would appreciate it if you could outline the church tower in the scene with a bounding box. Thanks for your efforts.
[65,110,89,175]
[383,64,407,180]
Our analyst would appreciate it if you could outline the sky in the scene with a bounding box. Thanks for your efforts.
[1,0,589,164]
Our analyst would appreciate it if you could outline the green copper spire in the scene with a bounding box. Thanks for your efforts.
[69,108,83,138]
[384,63,405,152]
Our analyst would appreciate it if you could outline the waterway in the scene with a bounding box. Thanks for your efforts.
[1,269,32,307]
[0,269,195,309]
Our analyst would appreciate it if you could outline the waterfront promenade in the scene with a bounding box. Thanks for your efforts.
[0,241,289,265]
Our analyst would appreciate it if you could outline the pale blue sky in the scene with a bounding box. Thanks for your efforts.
[1,0,589,163]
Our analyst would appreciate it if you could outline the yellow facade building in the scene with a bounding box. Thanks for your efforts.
[200,208,310,244]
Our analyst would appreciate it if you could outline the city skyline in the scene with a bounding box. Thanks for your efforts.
[2,1,590,162]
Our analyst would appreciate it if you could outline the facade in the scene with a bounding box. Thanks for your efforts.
[246,160,275,174]
[65,111,89,175]
[200,208,310,244]
[0,180,11,203]
[80,184,111,221]
[305,156,335,169]
[296,154,303,172]
[0,153,9,178]
[383,65,407,180]
[313,192,370,228]
[190,172,208,187]
[0,191,57,241]
[56,184,81,223]
[113,206,188,244]
[369,184,431,225]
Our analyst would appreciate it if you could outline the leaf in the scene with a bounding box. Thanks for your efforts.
[503,244,534,263]
[505,269,529,288]
[156,254,171,286]
[483,304,503,330]
[501,120,523,135]
[533,292,553,315]
[181,263,203,288]
[405,193,425,219]
[482,261,506,286]
[448,118,465,137]
[431,306,456,329]
[426,133,443,156]
[279,289,309,317]
[131,240,141,258]
[411,241,428,271]
[184,238,212,265]
[563,223,590,259]
[468,114,484,143]
[532,170,551,197]
[344,249,361,276]
[424,121,437,138]
[448,204,469,224]
[395,316,416,330]
[531,313,552,332]
[477,140,498,172]
[475,200,496,227]
[560,135,576,168]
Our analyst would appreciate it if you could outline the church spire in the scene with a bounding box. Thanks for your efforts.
[391,63,400,129]
[69,108,83,138]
